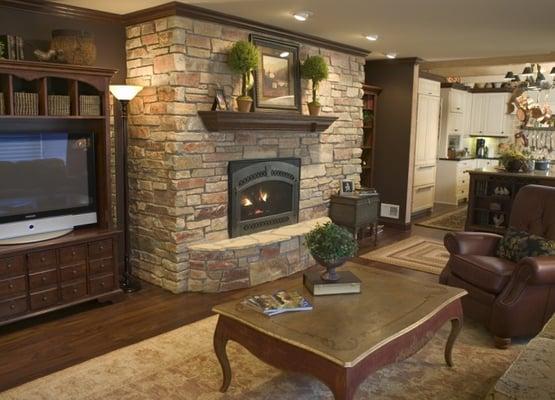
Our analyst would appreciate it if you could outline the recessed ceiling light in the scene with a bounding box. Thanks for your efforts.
[279,51,290,58]
[386,52,397,59]
[293,11,312,21]
[365,34,379,41]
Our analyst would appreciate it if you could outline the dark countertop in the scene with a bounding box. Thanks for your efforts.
[468,167,555,180]
[438,157,500,161]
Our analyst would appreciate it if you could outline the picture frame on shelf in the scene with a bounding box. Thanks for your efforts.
[250,34,301,113]
[340,179,355,195]
[212,89,229,111]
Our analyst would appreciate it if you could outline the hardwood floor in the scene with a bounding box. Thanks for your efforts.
[0,218,450,392]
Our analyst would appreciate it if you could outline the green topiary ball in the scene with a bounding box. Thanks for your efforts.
[228,41,259,74]
[304,222,357,262]
[301,55,329,84]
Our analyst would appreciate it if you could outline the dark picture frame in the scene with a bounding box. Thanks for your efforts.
[250,34,301,113]
[340,179,355,195]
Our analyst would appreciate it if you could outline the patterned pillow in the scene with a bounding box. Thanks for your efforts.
[496,228,555,262]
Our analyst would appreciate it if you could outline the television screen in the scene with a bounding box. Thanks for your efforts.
[0,132,96,223]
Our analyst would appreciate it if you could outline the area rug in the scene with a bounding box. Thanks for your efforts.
[360,236,448,275]
[415,207,467,232]
[2,315,523,400]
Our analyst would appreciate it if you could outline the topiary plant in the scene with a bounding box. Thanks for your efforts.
[305,222,357,263]
[301,55,329,106]
[228,41,259,100]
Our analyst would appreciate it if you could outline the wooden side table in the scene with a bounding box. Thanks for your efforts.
[329,193,380,243]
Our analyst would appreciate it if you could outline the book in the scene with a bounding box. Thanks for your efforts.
[303,270,361,296]
[243,290,313,316]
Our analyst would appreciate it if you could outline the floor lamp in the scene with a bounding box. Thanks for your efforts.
[109,85,143,293]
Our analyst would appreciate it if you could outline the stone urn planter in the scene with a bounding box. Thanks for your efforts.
[313,254,349,282]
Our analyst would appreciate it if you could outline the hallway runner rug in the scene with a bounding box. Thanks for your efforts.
[360,236,448,275]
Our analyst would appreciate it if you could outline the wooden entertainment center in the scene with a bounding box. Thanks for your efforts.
[0,60,123,326]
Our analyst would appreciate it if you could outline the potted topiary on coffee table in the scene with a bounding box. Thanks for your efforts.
[301,55,329,116]
[228,41,259,112]
[305,222,358,281]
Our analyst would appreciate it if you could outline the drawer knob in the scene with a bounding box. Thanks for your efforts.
[10,304,15,310]
[99,245,105,251]
[72,251,76,256]
[41,276,47,282]
[72,270,78,275]
[100,282,105,287]
[42,296,48,301]
[7,263,12,269]
[73,288,78,294]
[41,257,46,262]
[8,283,13,289]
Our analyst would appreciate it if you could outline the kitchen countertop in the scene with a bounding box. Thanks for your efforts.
[468,167,555,180]
[438,157,500,161]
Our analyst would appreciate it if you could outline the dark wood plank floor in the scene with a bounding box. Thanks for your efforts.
[0,220,449,392]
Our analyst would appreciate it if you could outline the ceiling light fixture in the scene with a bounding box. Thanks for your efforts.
[293,11,312,21]
[365,34,378,41]
[279,51,290,58]
[386,52,397,59]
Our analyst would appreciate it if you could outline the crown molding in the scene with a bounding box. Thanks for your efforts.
[0,0,121,23]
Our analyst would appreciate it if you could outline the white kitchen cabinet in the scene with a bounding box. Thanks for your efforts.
[437,87,472,158]
[412,78,441,214]
[471,93,509,137]
[449,89,465,113]
[435,159,476,205]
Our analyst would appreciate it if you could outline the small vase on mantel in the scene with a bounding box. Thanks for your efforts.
[307,102,321,116]
[236,96,253,113]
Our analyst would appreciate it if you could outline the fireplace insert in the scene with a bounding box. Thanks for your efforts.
[228,158,300,238]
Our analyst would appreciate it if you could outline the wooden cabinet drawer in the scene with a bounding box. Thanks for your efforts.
[60,263,86,282]
[29,269,58,291]
[414,164,436,186]
[28,250,57,271]
[0,296,27,320]
[412,185,435,212]
[89,240,112,259]
[0,256,25,278]
[90,274,114,295]
[61,281,87,302]
[418,78,440,96]
[59,245,87,266]
[90,257,114,276]
[0,276,26,298]
[30,288,58,311]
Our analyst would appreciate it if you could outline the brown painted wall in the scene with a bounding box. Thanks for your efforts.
[365,59,418,227]
[0,7,126,82]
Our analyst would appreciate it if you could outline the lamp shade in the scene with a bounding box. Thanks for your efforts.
[109,85,143,101]
[521,66,533,76]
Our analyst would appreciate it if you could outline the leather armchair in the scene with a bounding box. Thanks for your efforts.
[440,185,555,348]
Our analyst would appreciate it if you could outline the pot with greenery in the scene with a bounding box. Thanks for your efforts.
[301,55,329,116]
[304,222,358,281]
[499,145,531,173]
[228,41,259,112]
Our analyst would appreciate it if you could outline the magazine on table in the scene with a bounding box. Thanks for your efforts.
[243,290,313,316]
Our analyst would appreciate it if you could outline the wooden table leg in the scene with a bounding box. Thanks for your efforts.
[444,316,463,367]
[213,317,232,392]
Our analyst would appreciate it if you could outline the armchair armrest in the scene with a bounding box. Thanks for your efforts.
[518,256,555,285]
[444,231,503,256]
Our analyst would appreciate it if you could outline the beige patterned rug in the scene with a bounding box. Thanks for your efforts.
[415,207,467,232]
[2,314,523,400]
[360,236,448,275]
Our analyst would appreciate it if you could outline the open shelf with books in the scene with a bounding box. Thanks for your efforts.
[360,84,381,188]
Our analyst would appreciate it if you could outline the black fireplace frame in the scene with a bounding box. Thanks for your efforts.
[228,158,300,238]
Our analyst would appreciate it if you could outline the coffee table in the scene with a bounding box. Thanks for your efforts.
[212,263,466,400]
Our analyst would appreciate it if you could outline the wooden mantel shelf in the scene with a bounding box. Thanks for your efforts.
[198,111,338,132]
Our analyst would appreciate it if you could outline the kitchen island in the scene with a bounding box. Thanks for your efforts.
[466,167,555,233]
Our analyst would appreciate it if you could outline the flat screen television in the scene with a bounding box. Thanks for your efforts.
[0,132,97,244]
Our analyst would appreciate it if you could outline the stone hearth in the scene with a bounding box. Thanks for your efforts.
[124,15,364,293]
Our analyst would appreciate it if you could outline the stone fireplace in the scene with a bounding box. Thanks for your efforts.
[124,14,365,293]
[228,158,300,238]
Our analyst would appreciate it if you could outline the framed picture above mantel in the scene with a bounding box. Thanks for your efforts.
[250,34,301,113]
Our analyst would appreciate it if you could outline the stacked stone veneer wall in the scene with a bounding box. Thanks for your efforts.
[124,15,365,293]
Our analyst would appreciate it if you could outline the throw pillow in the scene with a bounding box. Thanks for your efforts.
[496,228,555,262]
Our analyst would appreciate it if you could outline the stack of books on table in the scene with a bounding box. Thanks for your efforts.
[243,290,313,316]
[303,270,361,296]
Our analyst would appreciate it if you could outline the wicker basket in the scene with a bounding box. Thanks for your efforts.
[14,92,39,116]
[0,93,4,115]
[79,95,101,116]
[48,95,70,116]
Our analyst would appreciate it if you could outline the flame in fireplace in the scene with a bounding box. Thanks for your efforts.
[259,190,268,202]
[241,196,253,207]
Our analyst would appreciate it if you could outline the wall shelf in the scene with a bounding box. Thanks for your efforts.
[198,111,337,132]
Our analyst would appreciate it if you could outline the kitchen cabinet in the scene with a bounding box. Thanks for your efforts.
[438,87,472,158]
[412,78,441,214]
[449,89,466,113]
[471,93,509,137]
[435,159,476,205]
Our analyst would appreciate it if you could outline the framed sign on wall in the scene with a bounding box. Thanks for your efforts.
[250,34,301,113]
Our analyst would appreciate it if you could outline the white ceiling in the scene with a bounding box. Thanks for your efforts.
[57,0,555,61]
